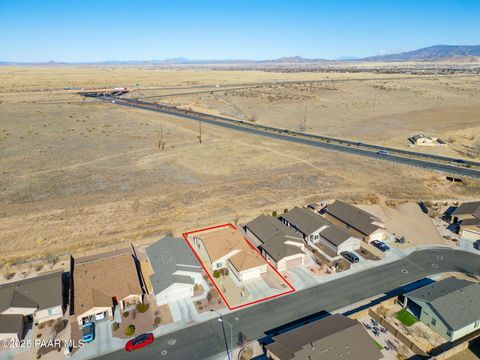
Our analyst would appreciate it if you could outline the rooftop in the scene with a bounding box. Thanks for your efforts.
[145,237,202,295]
[245,215,304,262]
[0,271,63,313]
[194,226,265,271]
[405,278,480,331]
[318,225,352,247]
[265,314,382,360]
[73,253,142,314]
[325,200,384,236]
[281,206,329,235]
[452,201,480,217]
[0,314,24,334]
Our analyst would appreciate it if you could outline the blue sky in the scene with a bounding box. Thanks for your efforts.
[0,0,479,62]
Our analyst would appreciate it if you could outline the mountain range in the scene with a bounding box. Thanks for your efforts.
[1,45,479,65]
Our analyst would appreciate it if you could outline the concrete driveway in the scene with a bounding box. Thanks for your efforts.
[71,320,125,360]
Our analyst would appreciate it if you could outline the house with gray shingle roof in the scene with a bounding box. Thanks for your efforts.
[452,201,480,240]
[265,314,382,360]
[0,271,64,341]
[402,277,480,341]
[146,237,203,304]
[324,200,386,243]
[244,215,305,270]
[280,207,361,255]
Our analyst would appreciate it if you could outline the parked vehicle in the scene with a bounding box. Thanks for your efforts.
[474,240,480,251]
[371,240,390,252]
[125,333,154,352]
[377,150,390,156]
[82,322,95,343]
[340,251,359,263]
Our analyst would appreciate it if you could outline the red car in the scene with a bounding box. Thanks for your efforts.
[125,333,154,352]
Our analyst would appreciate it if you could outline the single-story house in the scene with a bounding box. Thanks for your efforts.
[402,278,480,342]
[281,207,360,255]
[244,215,305,271]
[73,253,143,326]
[323,200,386,242]
[0,271,64,341]
[451,201,480,240]
[146,237,203,305]
[408,134,447,147]
[192,227,267,281]
[265,314,382,360]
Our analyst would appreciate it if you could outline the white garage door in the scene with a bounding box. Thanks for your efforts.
[338,242,355,253]
[240,268,262,281]
[285,256,303,268]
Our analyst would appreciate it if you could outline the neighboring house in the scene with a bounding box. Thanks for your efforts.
[265,314,382,360]
[0,314,24,342]
[146,237,203,304]
[402,278,480,342]
[323,200,386,242]
[281,207,360,255]
[451,201,480,240]
[0,271,64,341]
[192,227,267,281]
[73,253,143,326]
[244,215,305,271]
[408,134,447,147]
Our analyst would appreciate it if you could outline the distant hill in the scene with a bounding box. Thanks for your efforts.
[2,45,479,65]
[362,45,480,62]
[259,56,328,63]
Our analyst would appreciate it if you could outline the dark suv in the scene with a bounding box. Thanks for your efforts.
[341,251,359,263]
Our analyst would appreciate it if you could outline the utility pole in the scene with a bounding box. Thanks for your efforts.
[198,119,202,144]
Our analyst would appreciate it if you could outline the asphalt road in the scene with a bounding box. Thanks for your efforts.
[96,248,480,360]
[92,96,480,178]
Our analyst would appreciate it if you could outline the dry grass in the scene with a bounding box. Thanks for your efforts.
[1,67,479,262]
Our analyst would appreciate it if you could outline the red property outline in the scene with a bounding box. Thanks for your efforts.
[182,223,296,310]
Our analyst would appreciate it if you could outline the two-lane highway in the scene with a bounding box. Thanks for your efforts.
[95,248,480,360]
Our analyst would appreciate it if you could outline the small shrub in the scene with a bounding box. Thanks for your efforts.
[111,322,119,332]
[53,319,68,334]
[35,264,43,272]
[38,322,46,330]
[272,211,277,217]
[122,311,129,318]
[213,270,221,278]
[36,333,42,338]
[154,317,161,325]
[125,324,135,336]
[136,303,149,313]
[4,272,15,280]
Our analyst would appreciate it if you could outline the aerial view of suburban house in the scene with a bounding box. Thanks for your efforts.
[264,314,383,360]
[0,271,64,341]
[401,277,480,342]
[191,227,267,281]
[244,214,305,270]
[323,200,386,242]
[280,206,361,255]
[451,201,480,240]
[73,252,144,326]
[145,236,203,304]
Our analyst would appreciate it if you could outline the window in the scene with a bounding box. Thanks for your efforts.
[431,318,436,326]
[216,263,222,269]
[48,308,55,316]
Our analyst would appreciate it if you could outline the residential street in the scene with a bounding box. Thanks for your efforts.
[95,248,480,360]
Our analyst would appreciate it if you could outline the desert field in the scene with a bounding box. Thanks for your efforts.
[154,75,480,159]
[1,66,479,263]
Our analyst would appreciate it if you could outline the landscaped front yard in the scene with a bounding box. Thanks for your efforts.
[112,300,172,339]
